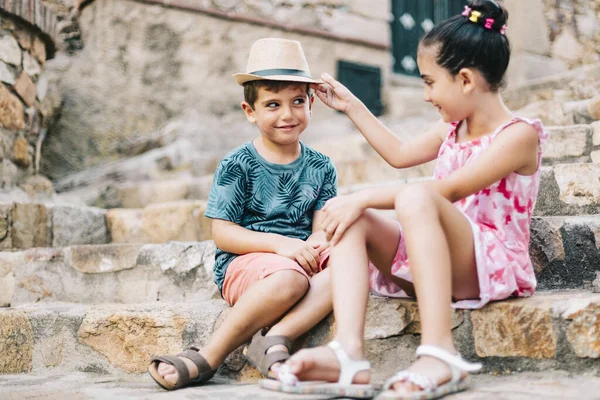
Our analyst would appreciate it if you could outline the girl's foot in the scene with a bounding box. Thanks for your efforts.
[389,356,466,395]
[283,344,370,384]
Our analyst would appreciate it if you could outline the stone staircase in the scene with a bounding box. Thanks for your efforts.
[2,73,600,396]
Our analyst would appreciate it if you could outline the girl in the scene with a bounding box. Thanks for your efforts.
[262,1,549,399]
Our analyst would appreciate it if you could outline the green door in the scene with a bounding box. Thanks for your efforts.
[391,0,465,76]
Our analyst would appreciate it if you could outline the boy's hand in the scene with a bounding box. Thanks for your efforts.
[305,231,330,254]
[276,237,321,275]
[321,193,367,246]
[310,73,358,114]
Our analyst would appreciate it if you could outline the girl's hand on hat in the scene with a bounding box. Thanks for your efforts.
[311,73,358,114]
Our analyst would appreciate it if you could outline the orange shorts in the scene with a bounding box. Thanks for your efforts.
[221,249,331,306]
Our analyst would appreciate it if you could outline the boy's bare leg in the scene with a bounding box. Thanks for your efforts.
[265,266,333,375]
[285,210,405,383]
[157,269,309,386]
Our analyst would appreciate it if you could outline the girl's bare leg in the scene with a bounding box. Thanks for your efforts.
[390,185,479,394]
[285,210,404,383]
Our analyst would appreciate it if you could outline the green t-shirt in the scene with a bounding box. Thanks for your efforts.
[205,141,338,292]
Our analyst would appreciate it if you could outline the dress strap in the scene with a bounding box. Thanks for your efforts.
[490,116,549,145]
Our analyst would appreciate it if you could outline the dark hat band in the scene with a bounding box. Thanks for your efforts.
[249,68,312,79]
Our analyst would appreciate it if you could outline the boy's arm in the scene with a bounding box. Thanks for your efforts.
[212,219,322,275]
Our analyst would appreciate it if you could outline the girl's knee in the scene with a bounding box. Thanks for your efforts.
[395,185,437,220]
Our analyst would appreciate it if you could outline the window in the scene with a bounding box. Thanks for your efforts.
[391,0,464,76]
[337,60,383,116]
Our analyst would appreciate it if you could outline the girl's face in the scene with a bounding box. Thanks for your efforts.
[417,45,476,122]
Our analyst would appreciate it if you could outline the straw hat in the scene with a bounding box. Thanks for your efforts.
[233,38,322,85]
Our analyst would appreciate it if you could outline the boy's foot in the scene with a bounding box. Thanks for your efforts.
[282,344,370,384]
[156,349,215,386]
[265,344,289,378]
[243,332,292,379]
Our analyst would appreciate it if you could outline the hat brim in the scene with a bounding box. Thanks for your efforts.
[233,73,323,86]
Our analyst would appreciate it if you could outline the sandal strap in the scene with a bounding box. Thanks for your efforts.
[327,341,370,386]
[178,349,215,382]
[151,354,191,389]
[383,370,437,392]
[246,332,292,376]
[416,345,481,383]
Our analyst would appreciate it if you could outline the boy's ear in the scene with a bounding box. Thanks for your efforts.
[458,68,476,95]
[241,101,256,123]
[309,94,315,110]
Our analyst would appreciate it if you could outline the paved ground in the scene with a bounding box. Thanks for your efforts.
[1,371,600,400]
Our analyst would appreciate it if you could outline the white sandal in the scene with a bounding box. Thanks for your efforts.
[259,340,375,398]
[376,345,482,400]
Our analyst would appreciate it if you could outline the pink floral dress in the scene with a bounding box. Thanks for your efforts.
[369,117,549,309]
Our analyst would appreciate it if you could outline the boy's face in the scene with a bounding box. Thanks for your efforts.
[241,84,313,147]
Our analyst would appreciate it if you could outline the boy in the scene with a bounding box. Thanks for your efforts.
[148,38,337,391]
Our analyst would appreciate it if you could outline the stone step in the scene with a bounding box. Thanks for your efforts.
[0,199,213,250]
[1,241,219,307]
[0,202,109,251]
[340,162,600,217]
[1,370,599,400]
[1,292,599,379]
[98,176,213,209]
[107,200,212,244]
[544,124,600,164]
[2,210,599,307]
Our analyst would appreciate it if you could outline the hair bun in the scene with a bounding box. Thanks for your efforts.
[468,0,509,27]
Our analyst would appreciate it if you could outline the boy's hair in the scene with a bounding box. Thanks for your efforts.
[243,80,311,108]
[420,0,510,91]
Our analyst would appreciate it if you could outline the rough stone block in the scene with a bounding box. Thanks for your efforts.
[0,35,22,66]
[0,203,12,250]
[31,36,46,64]
[11,203,49,249]
[0,82,25,131]
[66,243,142,274]
[16,29,32,50]
[471,299,557,359]
[14,72,37,107]
[0,60,16,84]
[11,134,31,167]
[106,208,144,243]
[23,52,41,78]
[77,308,189,372]
[0,311,34,373]
[544,125,591,161]
[142,201,211,243]
[592,121,600,146]
[0,273,15,306]
[51,205,109,247]
[565,302,600,358]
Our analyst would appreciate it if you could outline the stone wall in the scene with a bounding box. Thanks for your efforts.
[40,0,393,180]
[543,0,600,67]
[0,12,59,193]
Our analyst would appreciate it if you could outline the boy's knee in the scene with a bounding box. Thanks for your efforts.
[268,270,309,304]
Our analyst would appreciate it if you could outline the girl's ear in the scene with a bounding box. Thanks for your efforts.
[241,101,256,123]
[458,68,476,95]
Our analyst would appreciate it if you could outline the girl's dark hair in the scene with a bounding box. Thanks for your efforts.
[420,0,510,91]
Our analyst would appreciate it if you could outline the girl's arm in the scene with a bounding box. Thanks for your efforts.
[313,73,445,168]
[346,101,446,168]
[321,121,539,245]
[432,121,540,203]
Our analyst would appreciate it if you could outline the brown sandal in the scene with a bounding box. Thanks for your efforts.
[243,330,292,378]
[148,346,217,390]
